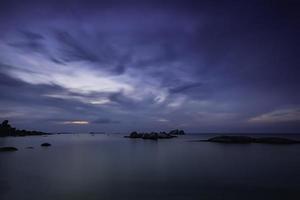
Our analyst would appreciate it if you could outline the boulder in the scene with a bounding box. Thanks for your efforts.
[41,143,51,147]
[0,147,18,152]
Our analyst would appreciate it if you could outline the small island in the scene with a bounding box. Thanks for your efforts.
[200,135,300,144]
[0,120,49,137]
[125,129,185,140]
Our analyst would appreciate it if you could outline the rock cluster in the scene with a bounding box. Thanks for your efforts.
[125,129,185,140]
[0,120,48,137]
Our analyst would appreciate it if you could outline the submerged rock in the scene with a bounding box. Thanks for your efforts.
[41,143,51,147]
[0,147,18,152]
[203,135,300,144]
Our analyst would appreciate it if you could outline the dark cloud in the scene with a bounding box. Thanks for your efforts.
[108,92,140,109]
[0,64,106,117]
[54,31,99,63]
[169,82,203,94]
[20,30,44,40]
[0,0,299,132]
[8,30,46,53]
[0,68,24,87]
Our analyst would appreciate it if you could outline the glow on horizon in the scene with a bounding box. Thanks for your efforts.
[63,121,89,125]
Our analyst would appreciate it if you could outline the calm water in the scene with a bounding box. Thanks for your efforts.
[0,134,300,200]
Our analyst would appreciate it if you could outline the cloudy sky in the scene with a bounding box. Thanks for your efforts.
[0,0,299,133]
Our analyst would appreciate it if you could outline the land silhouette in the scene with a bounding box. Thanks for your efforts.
[0,120,48,137]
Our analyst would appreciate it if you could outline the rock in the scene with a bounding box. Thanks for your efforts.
[1,120,10,128]
[124,131,143,138]
[203,135,300,144]
[130,131,141,138]
[0,147,18,152]
[158,132,177,139]
[41,143,51,147]
[169,129,185,135]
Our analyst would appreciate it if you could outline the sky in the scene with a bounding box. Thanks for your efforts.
[0,0,299,133]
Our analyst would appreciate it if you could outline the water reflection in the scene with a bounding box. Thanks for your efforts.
[1,134,300,200]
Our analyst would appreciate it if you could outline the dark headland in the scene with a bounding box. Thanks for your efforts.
[199,135,300,145]
[0,120,49,137]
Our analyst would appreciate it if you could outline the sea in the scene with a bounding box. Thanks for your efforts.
[0,134,300,200]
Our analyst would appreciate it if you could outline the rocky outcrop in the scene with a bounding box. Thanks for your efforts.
[0,147,18,152]
[202,135,300,144]
[125,131,179,140]
[142,133,158,140]
[124,131,143,138]
[0,120,48,137]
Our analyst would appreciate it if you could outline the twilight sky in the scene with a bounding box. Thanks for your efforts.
[0,0,299,133]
